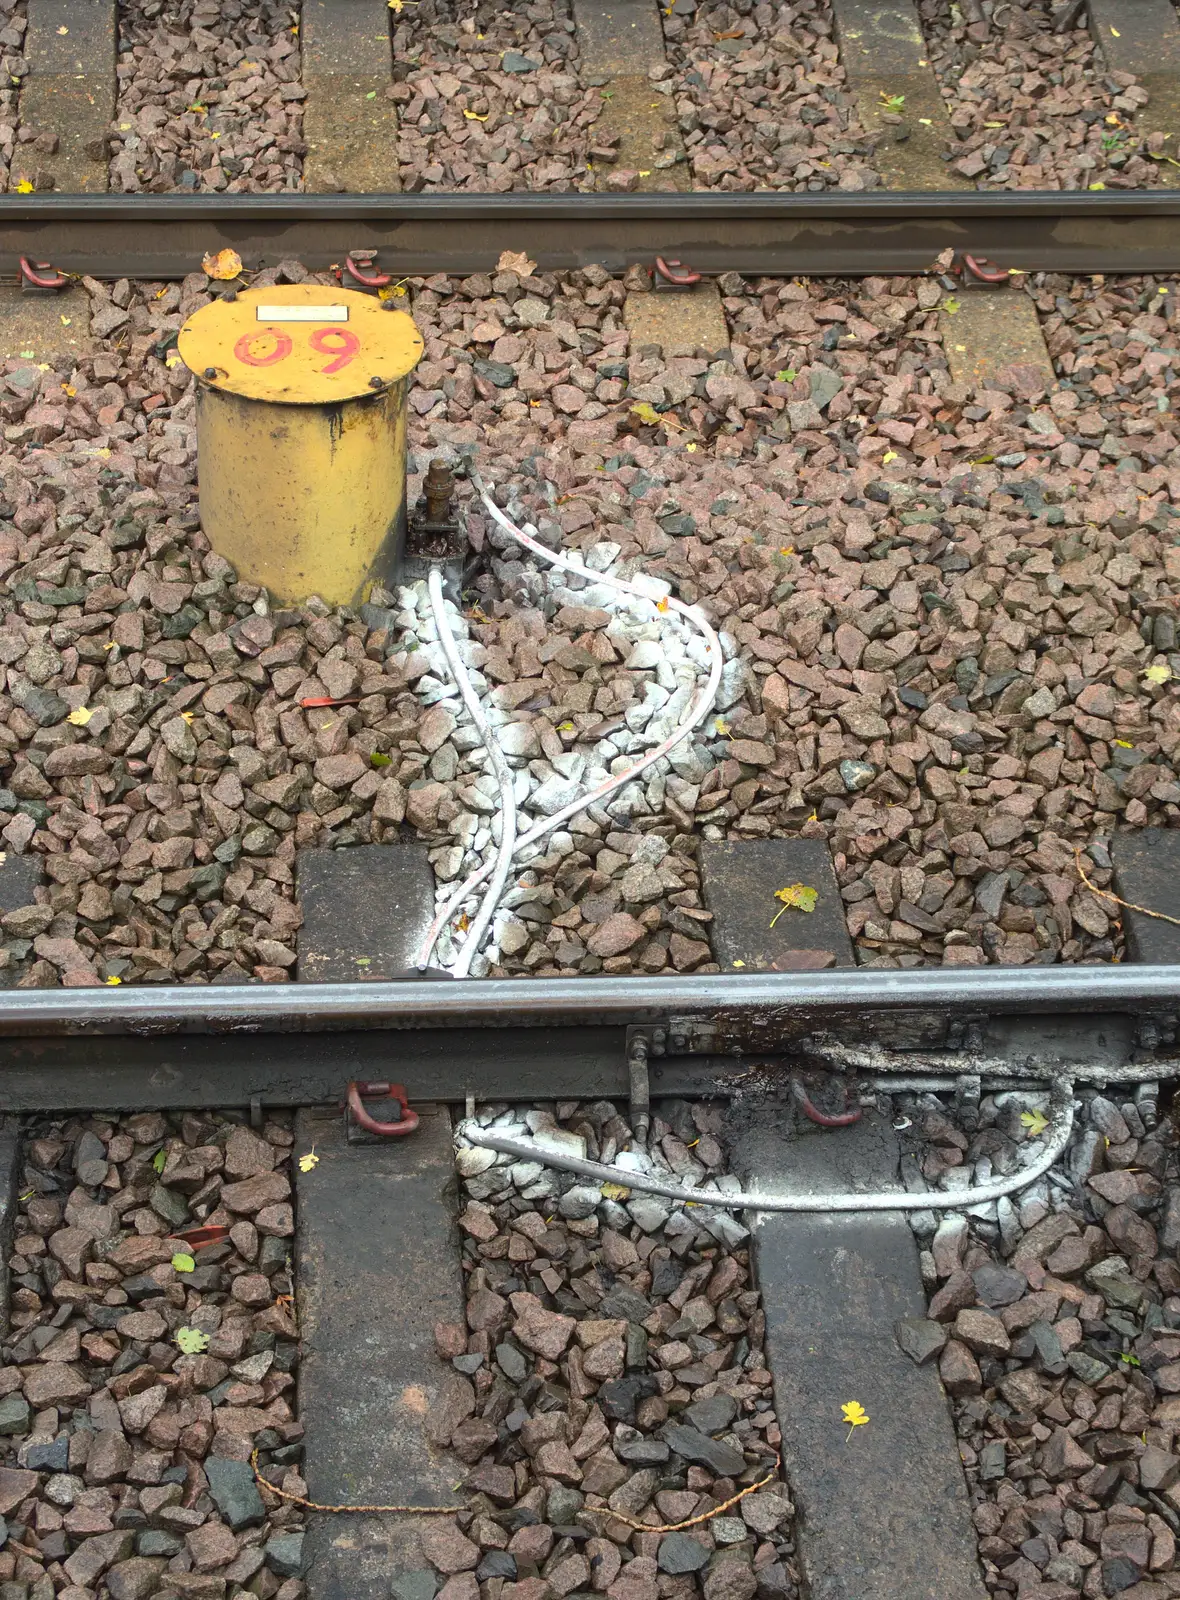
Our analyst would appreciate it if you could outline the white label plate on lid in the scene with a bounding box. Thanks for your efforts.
[255,304,349,322]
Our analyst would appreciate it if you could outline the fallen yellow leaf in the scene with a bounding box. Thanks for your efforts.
[463,110,489,121]
[1020,1108,1049,1137]
[105,975,122,985]
[1145,663,1172,685]
[770,883,818,928]
[299,1150,320,1172]
[15,179,34,194]
[68,706,94,726]
[202,248,243,280]
[882,450,899,465]
[601,1181,630,1200]
[842,1400,869,1438]
[497,249,536,277]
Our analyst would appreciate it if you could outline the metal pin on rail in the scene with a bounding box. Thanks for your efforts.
[628,1036,651,1147]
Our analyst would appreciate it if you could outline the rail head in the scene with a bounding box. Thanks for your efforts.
[0,966,1178,1037]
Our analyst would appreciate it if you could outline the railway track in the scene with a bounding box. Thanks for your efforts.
[0,5,1179,1600]
[0,953,1178,1600]
[1,190,1180,279]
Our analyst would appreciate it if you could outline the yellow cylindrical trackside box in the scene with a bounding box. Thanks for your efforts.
[177,284,424,607]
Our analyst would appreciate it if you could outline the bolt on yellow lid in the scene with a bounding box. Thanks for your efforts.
[178,283,424,406]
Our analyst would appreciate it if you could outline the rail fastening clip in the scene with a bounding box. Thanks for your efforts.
[956,252,1017,290]
[652,256,702,292]
[346,1081,420,1138]
[790,1072,863,1128]
[342,250,393,290]
[19,256,69,295]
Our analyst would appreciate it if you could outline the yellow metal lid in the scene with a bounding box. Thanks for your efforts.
[177,284,424,405]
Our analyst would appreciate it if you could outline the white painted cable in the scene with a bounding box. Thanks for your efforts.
[460,1079,1076,1213]
[415,476,724,970]
[425,565,518,978]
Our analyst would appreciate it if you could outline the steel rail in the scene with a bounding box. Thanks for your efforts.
[0,964,1177,1036]
[2,191,1180,278]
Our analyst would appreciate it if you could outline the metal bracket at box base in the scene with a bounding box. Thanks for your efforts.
[400,457,468,593]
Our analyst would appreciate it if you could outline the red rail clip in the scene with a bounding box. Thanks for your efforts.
[653,256,702,290]
[347,1081,419,1138]
[19,256,69,294]
[343,250,393,290]
[790,1074,862,1128]
[957,252,1017,288]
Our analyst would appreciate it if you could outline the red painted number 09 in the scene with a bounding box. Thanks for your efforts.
[231,326,362,374]
[309,327,361,374]
[234,328,292,367]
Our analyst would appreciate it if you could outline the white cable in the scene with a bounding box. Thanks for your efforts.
[415,476,724,970]
[460,1079,1076,1213]
[425,566,518,978]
